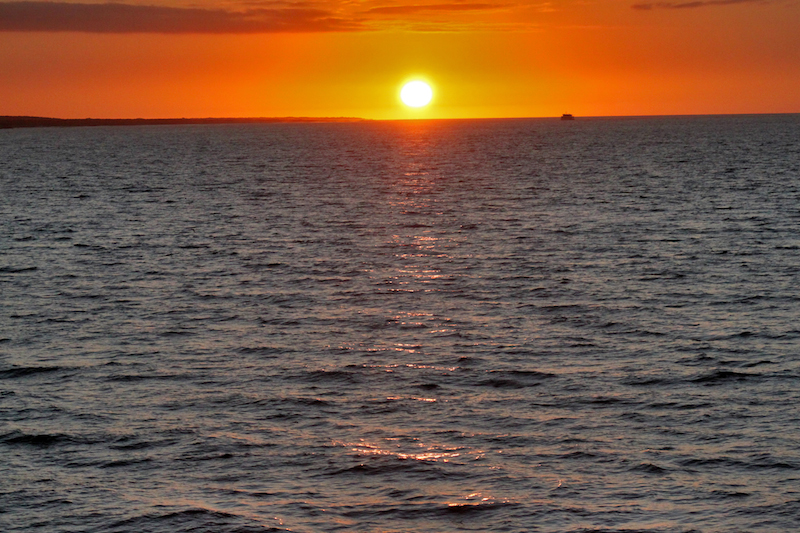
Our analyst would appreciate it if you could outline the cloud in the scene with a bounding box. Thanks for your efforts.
[632,0,767,9]
[363,3,508,15]
[0,1,364,33]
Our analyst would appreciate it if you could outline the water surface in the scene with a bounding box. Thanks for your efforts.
[2,115,800,532]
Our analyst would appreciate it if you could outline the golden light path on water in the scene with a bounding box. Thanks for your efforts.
[327,121,539,514]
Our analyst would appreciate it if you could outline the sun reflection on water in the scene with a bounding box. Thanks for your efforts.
[342,438,477,464]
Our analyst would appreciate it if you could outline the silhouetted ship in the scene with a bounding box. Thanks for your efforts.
[561,114,575,120]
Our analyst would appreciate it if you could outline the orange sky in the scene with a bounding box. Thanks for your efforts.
[1,0,798,119]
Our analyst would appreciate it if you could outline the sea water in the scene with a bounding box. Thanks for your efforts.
[2,115,800,532]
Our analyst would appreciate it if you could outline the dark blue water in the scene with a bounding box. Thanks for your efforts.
[2,115,800,532]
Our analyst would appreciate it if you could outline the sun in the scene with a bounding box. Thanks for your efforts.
[400,81,433,108]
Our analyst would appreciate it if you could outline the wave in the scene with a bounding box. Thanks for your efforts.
[1,430,74,447]
[0,265,38,273]
[0,365,66,379]
[103,508,288,533]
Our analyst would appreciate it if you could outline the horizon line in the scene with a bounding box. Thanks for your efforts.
[2,113,798,129]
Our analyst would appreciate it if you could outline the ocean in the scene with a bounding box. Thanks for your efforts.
[2,115,799,532]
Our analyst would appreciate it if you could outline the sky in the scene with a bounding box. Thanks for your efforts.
[0,0,798,119]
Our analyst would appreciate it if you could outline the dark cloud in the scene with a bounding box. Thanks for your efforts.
[633,0,766,9]
[363,3,507,15]
[0,1,363,33]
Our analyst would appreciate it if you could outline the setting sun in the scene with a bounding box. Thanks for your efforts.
[400,81,433,108]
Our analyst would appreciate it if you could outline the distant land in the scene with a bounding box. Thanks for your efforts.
[0,116,368,129]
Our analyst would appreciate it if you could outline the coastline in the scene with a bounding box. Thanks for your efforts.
[0,116,368,129]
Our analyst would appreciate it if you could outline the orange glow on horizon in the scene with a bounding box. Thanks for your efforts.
[0,0,798,119]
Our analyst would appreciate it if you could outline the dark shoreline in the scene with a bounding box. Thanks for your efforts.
[0,116,368,129]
